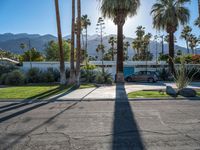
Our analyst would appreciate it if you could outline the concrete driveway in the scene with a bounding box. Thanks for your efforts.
[0,99,200,150]
[57,82,200,100]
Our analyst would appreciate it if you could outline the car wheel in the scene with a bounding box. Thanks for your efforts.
[127,77,132,82]
[148,78,154,83]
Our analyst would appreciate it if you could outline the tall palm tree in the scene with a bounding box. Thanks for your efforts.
[151,0,190,74]
[100,0,140,82]
[124,41,130,61]
[195,0,200,28]
[76,0,81,87]
[81,15,91,52]
[69,0,76,84]
[54,0,66,85]
[180,26,192,54]
[198,0,200,17]
[195,18,200,28]
[108,36,117,61]
[188,34,199,54]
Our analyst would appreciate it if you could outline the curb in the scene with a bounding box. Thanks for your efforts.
[0,97,199,103]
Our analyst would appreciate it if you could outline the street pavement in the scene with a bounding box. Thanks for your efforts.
[1,99,200,149]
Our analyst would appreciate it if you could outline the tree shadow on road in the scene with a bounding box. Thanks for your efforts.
[112,83,145,149]
[0,85,77,123]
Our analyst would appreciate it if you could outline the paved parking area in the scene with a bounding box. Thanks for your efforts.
[0,100,200,150]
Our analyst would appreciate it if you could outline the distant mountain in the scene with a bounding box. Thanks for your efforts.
[0,33,199,59]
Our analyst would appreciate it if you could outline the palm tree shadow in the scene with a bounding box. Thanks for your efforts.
[112,83,145,150]
[0,85,77,123]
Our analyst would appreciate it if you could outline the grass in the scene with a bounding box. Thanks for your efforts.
[128,90,200,99]
[197,90,200,96]
[0,83,96,100]
[0,85,72,100]
[79,83,96,89]
[128,90,171,99]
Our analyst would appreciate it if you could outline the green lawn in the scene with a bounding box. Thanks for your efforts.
[128,90,200,99]
[79,83,96,89]
[0,85,72,100]
[128,90,171,99]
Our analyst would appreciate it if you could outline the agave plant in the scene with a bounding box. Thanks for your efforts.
[173,56,199,90]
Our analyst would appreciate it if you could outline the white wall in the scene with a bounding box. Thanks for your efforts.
[22,61,169,78]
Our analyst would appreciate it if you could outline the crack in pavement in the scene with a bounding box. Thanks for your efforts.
[157,111,200,145]
[0,101,81,150]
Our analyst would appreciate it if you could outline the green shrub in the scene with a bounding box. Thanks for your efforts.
[95,71,113,84]
[0,73,8,85]
[0,64,17,77]
[5,70,25,85]
[46,68,60,82]
[65,69,70,79]
[26,68,42,83]
[81,70,96,83]
[41,71,55,83]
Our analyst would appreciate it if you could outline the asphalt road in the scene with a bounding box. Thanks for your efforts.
[0,100,200,150]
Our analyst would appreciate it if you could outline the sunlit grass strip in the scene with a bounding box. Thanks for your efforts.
[128,91,171,99]
[0,85,70,100]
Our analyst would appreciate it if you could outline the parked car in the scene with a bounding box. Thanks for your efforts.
[125,71,159,83]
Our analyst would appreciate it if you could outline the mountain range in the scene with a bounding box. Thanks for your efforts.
[0,33,199,59]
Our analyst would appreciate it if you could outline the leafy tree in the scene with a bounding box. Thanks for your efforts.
[151,0,190,74]
[100,0,140,82]
[0,49,19,60]
[45,40,70,61]
[21,48,44,61]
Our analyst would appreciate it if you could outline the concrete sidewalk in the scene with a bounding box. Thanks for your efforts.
[56,82,200,101]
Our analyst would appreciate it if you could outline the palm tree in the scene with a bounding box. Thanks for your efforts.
[100,0,140,83]
[69,0,76,84]
[188,34,199,54]
[151,0,190,74]
[124,41,130,61]
[81,15,91,52]
[108,36,117,61]
[180,26,192,54]
[198,0,200,17]
[195,0,200,28]
[195,18,200,28]
[76,0,81,87]
[54,0,67,85]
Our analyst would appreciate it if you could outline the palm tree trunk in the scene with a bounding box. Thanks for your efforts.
[86,27,88,52]
[168,32,175,74]
[198,0,200,18]
[54,0,66,85]
[116,23,124,83]
[112,44,114,61]
[69,0,76,85]
[186,40,189,54]
[76,0,81,87]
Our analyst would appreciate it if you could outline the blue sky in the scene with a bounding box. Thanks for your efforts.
[0,0,199,47]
